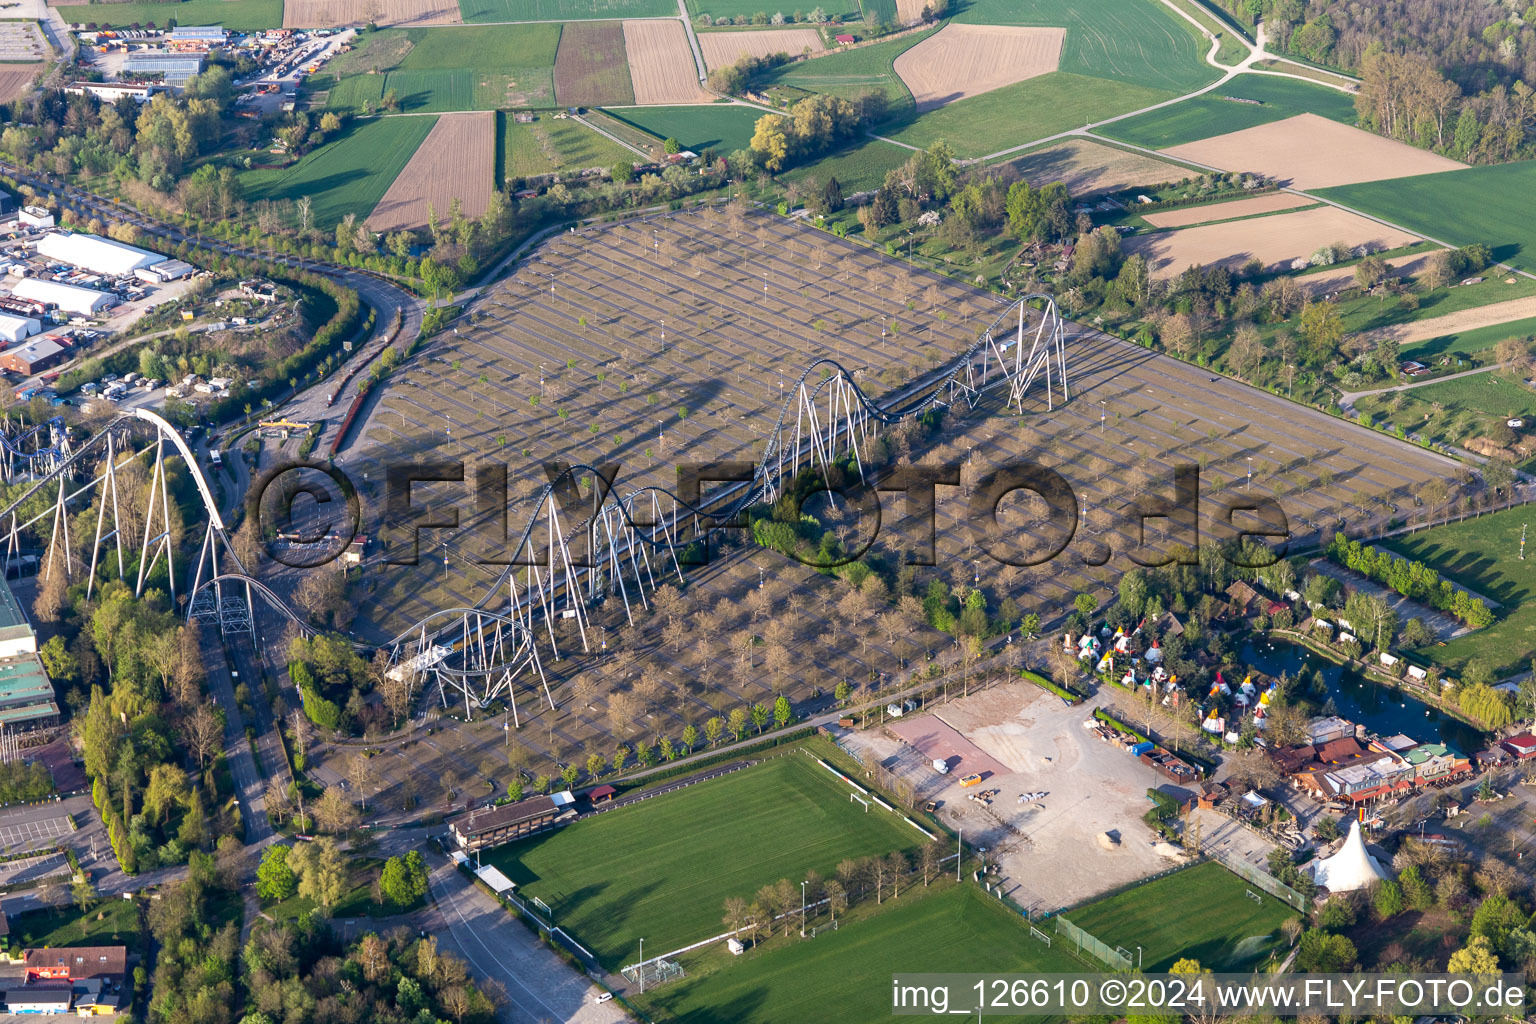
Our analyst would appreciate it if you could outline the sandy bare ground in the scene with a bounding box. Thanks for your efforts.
[1005,139,1182,197]
[1162,113,1465,189]
[1297,251,1436,296]
[1126,204,1421,279]
[284,0,461,26]
[1355,293,1536,345]
[0,65,41,103]
[367,112,492,232]
[894,24,1063,111]
[895,0,926,24]
[624,20,709,104]
[1142,192,1315,228]
[698,28,822,69]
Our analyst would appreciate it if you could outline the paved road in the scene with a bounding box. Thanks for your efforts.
[198,624,274,845]
[424,857,627,1024]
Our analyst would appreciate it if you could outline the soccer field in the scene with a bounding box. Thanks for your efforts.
[1063,862,1294,971]
[488,753,924,969]
[635,884,1077,1024]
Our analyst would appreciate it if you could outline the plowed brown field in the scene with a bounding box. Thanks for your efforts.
[555,20,634,106]
[893,24,1063,111]
[697,27,822,69]
[1005,139,1181,197]
[284,0,461,26]
[0,64,41,102]
[624,20,708,104]
[367,111,492,231]
[1141,192,1315,228]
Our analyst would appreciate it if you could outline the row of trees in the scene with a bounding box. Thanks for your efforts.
[1325,532,1495,628]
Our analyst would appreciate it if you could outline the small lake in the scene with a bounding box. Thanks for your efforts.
[1237,639,1486,755]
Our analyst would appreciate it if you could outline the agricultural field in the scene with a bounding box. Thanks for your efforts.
[1296,251,1436,297]
[486,754,922,968]
[861,0,896,23]
[284,0,461,28]
[0,64,42,103]
[57,0,281,30]
[697,27,823,69]
[458,0,676,21]
[1140,192,1316,228]
[554,20,634,106]
[1123,204,1421,279]
[998,138,1187,197]
[1330,272,1536,352]
[240,114,437,228]
[368,111,494,231]
[1358,295,1536,348]
[1383,506,1536,675]
[885,72,1176,159]
[1064,862,1294,971]
[953,0,1217,94]
[607,102,761,154]
[498,112,637,179]
[0,21,47,61]
[759,28,930,123]
[1096,73,1358,150]
[325,22,559,112]
[1162,113,1466,190]
[624,19,709,103]
[893,24,1063,111]
[1316,160,1536,275]
[634,884,1081,1024]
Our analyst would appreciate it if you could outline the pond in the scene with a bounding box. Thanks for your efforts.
[1237,638,1486,755]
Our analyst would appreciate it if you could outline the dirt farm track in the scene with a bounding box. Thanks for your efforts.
[624,20,708,104]
[698,28,823,69]
[283,0,461,26]
[367,111,493,231]
[894,24,1064,111]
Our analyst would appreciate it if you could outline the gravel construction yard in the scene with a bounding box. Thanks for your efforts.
[1003,138,1184,196]
[1161,113,1466,189]
[624,19,709,103]
[844,682,1178,914]
[1125,204,1422,278]
[894,24,1064,111]
[1141,192,1316,228]
[1356,293,1536,345]
[697,27,823,69]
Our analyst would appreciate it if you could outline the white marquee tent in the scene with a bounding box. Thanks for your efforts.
[36,232,165,278]
[1310,820,1391,892]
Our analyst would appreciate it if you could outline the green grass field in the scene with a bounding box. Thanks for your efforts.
[1382,506,1536,675]
[240,115,437,228]
[460,0,676,22]
[761,29,930,122]
[1163,0,1246,65]
[498,112,636,179]
[1096,72,1358,149]
[781,136,912,191]
[1358,372,1536,471]
[487,754,921,969]
[327,24,558,112]
[634,884,1078,1024]
[8,899,142,949]
[1064,862,1294,971]
[1394,314,1536,361]
[685,0,858,21]
[606,102,762,155]
[1317,161,1536,274]
[954,0,1217,93]
[57,0,281,30]
[886,72,1176,159]
[860,0,896,24]
[1333,273,1536,345]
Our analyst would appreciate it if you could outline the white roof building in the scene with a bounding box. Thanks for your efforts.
[0,314,39,343]
[36,232,165,277]
[1311,820,1391,892]
[11,278,115,315]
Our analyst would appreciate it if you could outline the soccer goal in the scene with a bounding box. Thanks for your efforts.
[623,959,685,989]
[849,792,871,812]
[1245,889,1263,904]
[1030,926,1051,947]
[532,896,553,918]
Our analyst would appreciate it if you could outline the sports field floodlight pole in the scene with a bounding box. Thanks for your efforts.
[639,939,645,994]
[957,827,962,881]
[800,880,807,937]
[1136,946,1142,970]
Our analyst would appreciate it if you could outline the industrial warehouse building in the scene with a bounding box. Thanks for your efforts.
[121,50,206,86]
[167,25,225,50]
[0,313,40,344]
[36,232,165,278]
[0,575,60,730]
[0,336,66,375]
[10,278,115,316]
